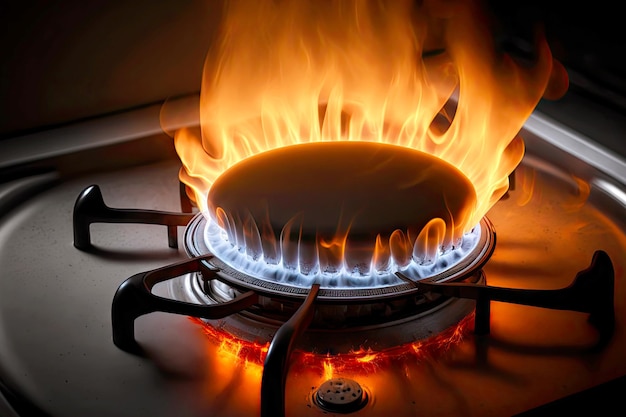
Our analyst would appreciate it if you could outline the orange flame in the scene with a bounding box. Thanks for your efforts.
[171,0,567,269]
[191,314,473,375]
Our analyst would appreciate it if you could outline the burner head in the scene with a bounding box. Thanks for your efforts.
[180,213,494,352]
[207,141,477,276]
[178,140,496,352]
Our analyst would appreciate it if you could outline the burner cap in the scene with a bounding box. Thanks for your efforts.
[207,141,477,275]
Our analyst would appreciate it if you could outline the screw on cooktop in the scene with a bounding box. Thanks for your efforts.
[314,377,368,413]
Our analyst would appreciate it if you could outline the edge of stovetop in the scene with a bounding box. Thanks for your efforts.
[0,91,625,417]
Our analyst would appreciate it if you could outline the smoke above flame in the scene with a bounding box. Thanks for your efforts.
[171,0,567,275]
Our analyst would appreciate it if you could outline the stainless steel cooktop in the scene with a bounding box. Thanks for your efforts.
[0,94,625,416]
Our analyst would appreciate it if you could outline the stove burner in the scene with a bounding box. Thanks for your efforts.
[174,211,493,353]
[72,184,616,350]
[314,378,368,413]
[71,184,617,417]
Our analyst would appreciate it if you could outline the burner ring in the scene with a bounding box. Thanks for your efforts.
[184,213,496,303]
[174,214,494,351]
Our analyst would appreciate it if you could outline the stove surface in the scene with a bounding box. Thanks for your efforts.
[0,109,625,416]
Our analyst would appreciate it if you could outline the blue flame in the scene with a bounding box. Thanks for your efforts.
[204,220,481,289]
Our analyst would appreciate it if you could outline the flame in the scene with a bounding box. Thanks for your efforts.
[191,313,473,374]
[171,0,567,274]
[323,359,335,381]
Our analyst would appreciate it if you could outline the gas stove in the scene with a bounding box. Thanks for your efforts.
[0,90,625,417]
[2,1,626,415]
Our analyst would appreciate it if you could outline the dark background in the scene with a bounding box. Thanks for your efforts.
[0,0,625,141]
[0,0,221,139]
[487,0,626,110]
